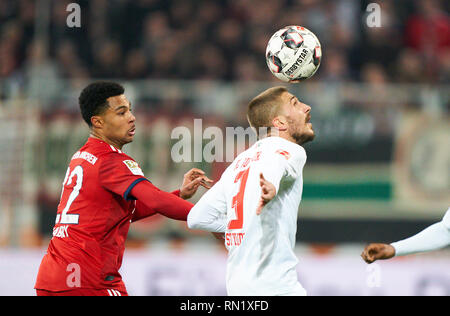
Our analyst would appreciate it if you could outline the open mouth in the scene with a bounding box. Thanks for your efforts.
[305,115,313,129]
[306,115,311,123]
[128,127,136,136]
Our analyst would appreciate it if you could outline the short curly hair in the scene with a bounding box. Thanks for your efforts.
[78,81,125,126]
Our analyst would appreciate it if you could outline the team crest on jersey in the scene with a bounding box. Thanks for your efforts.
[275,149,291,160]
[123,160,144,176]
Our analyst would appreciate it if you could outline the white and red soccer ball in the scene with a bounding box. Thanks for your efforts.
[266,26,322,82]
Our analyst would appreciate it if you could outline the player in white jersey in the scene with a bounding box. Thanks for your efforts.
[187,86,315,295]
[361,207,450,263]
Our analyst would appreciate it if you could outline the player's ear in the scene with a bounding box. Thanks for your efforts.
[90,115,104,129]
[272,115,288,132]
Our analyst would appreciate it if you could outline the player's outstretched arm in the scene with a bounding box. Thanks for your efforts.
[362,210,450,263]
[187,178,227,233]
[131,180,194,222]
[361,243,395,264]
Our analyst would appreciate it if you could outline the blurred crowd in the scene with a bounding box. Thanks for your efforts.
[0,0,449,90]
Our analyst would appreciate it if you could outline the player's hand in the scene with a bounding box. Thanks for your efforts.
[256,173,276,215]
[179,168,213,200]
[361,243,396,264]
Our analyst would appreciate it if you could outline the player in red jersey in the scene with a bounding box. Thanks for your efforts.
[35,82,212,296]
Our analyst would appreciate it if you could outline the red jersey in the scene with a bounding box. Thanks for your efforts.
[35,137,163,292]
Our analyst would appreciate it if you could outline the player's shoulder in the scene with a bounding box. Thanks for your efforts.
[260,136,306,162]
[69,138,112,166]
[85,138,133,160]
[98,147,137,166]
[97,149,145,177]
[86,139,138,167]
[99,145,132,160]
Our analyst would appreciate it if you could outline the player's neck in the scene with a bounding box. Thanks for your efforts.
[264,131,298,145]
[89,130,124,150]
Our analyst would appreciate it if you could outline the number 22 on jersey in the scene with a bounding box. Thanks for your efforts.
[228,167,250,230]
[55,165,83,225]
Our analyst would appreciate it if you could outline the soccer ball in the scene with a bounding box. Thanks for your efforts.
[266,26,322,82]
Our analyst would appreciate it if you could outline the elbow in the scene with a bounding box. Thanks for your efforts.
[187,212,199,230]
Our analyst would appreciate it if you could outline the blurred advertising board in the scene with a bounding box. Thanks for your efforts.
[0,248,448,296]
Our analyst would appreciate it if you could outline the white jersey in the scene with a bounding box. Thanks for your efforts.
[188,136,307,295]
[443,208,450,229]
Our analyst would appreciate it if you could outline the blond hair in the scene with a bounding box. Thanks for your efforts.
[247,86,287,135]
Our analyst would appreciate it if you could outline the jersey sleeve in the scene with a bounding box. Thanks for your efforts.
[187,177,228,233]
[261,145,307,192]
[131,180,193,222]
[99,152,149,200]
[391,208,450,256]
[280,145,307,179]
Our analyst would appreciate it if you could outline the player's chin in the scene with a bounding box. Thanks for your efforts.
[293,129,314,145]
[301,127,315,144]
[123,134,134,143]
[304,132,315,143]
[304,123,314,135]
[308,124,315,138]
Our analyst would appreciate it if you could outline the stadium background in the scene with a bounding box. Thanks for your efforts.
[0,0,449,295]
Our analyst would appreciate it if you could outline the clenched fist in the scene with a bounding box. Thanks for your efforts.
[361,243,396,264]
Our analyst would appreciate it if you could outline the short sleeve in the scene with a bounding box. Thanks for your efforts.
[255,145,306,195]
[271,145,306,180]
[443,208,450,230]
[99,153,149,200]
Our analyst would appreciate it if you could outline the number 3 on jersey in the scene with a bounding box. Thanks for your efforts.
[55,165,83,225]
[228,167,250,230]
